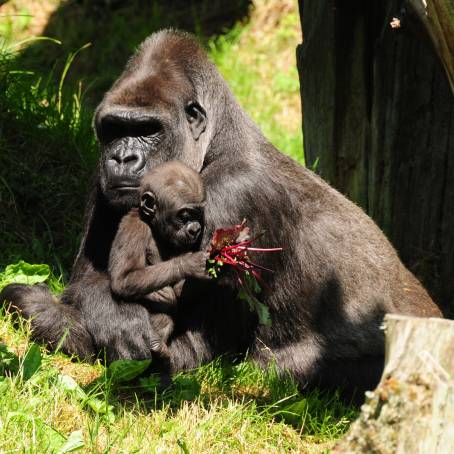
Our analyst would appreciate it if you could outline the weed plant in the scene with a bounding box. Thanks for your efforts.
[0,41,97,274]
[0,270,357,452]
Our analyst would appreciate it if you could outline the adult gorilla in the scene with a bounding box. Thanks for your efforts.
[1,30,441,393]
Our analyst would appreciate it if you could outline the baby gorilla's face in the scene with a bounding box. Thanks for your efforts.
[169,206,203,248]
[140,190,204,251]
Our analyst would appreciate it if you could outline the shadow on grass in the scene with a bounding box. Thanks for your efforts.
[0,0,251,274]
[83,357,357,440]
[15,0,252,105]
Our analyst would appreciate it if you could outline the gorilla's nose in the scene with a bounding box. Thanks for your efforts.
[187,223,201,238]
[107,145,145,177]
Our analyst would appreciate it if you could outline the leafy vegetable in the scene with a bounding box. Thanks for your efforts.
[6,411,66,451]
[169,374,201,402]
[277,399,309,428]
[139,374,162,391]
[208,220,282,326]
[56,374,115,423]
[0,260,50,288]
[57,430,85,453]
[0,343,42,381]
[0,344,19,375]
[22,343,42,381]
[106,359,152,383]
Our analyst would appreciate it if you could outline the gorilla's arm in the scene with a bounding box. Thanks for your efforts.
[108,209,208,302]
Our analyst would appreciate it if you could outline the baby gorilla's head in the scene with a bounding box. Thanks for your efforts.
[139,161,205,251]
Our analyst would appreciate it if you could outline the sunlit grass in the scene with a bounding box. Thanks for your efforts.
[209,1,303,162]
[0,298,355,453]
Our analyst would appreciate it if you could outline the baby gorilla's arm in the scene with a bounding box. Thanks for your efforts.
[109,210,209,302]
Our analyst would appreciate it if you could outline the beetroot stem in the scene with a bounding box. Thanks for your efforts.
[236,247,283,252]
[222,240,253,251]
[246,261,274,273]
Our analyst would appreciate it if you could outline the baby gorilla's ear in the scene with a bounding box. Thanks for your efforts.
[140,191,157,217]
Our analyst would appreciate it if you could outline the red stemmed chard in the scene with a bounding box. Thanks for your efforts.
[207,220,282,326]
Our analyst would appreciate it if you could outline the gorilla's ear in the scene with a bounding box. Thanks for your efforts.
[185,102,207,140]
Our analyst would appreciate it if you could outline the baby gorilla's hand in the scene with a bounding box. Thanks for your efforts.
[181,251,211,280]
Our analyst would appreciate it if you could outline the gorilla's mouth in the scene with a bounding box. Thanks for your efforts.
[115,185,139,192]
[109,177,140,192]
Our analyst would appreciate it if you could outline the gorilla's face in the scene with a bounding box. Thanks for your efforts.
[94,64,207,211]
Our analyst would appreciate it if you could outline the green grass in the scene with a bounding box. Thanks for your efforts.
[0,272,356,453]
[209,18,303,163]
[0,2,353,451]
[0,1,303,272]
[0,265,356,453]
[0,41,97,274]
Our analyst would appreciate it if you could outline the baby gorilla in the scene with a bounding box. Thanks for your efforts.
[108,161,209,359]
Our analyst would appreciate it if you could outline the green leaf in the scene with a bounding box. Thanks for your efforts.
[22,343,42,381]
[0,376,10,393]
[85,396,115,423]
[277,399,309,428]
[177,437,190,454]
[7,412,66,451]
[171,374,201,402]
[254,300,271,326]
[41,423,67,452]
[0,344,19,375]
[56,374,115,423]
[139,374,161,391]
[238,290,271,326]
[57,374,86,399]
[106,359,152,383]
[57,430,85,453]
[1,261,50,287]
[244,272,261,294]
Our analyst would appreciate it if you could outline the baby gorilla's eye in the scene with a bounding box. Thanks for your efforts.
[176,208,201,224]
[177,209,193,222]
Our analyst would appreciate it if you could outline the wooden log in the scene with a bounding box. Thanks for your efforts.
[408,0,454,94]
[335,314,454,453]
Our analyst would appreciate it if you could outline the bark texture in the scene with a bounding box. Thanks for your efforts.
[408,0,454,92]
[297,0,454,314]
[335,314,454,453]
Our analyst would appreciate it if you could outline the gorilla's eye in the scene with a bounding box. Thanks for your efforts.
[97,112,164,143]
[140,192,157,216]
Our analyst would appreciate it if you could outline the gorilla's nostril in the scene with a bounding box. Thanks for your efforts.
[109,152,139,166]
[109,157,121,165]
[123,154,138,164]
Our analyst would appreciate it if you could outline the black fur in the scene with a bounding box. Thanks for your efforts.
[0,30,442,396]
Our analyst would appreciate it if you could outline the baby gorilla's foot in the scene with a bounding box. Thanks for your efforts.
[150,341,171,359]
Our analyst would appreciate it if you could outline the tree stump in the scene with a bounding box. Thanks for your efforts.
[335,314,454,453]
[408,0,454,94]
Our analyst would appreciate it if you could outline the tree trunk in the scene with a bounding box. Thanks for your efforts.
[297,0,454,315]
[334,314,454,453]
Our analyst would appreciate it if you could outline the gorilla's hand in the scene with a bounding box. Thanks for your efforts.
[178,251,211,280]
[144,286,177,306]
